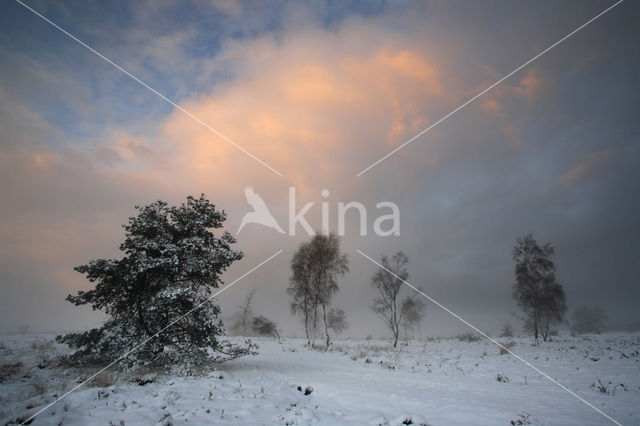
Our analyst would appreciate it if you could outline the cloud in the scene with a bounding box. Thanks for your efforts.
[0,6,463,333]
[558,149,616,186]
[481,97,501,114]
[109,24,455,200]
[515,69,543,100]
[2,0,639,335]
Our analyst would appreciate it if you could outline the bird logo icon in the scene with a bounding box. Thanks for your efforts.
[237,187,285,235]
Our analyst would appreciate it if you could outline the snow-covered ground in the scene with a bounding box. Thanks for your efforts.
[1,332,638,425]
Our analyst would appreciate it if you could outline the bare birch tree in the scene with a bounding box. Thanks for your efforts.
[370,251,423,347]
[230,289,256,336]
[288,234,348,347]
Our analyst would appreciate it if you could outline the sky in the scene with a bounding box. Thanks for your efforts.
[0,0,638,338]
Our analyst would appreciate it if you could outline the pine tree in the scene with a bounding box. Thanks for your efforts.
[57,195,255,370]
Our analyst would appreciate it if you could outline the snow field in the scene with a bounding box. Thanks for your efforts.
[1,333,638,425]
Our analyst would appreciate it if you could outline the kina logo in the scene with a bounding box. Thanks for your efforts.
[236,186,400,237]
[236,187,285,235]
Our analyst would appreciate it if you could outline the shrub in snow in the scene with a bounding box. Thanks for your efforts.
[571,305,606,335]
[87,371,119,388]
[0,361,23,383]
[499,341,516,355]
[456,332,481,342]
[251,315,280,339]
[296,385,313,395]
[510,412,533,425]
[56,195,256,370]
[391,415,428,425]
[500,322,514,338]
[130,371,157,386]
[496,373,510,382]
[592,378,615,394]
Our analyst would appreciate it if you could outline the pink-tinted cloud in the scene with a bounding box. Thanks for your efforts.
[98,29,455,201]
[558,148,616,186]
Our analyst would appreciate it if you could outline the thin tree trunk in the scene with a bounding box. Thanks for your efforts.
[304,309,310,346]
[311,307,318,347]
[322,304,330,348]
[137,296,151,337]
[542,317,549,342]
[393,300,399,347]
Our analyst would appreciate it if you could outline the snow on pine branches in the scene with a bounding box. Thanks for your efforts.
[56,195,256,371]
